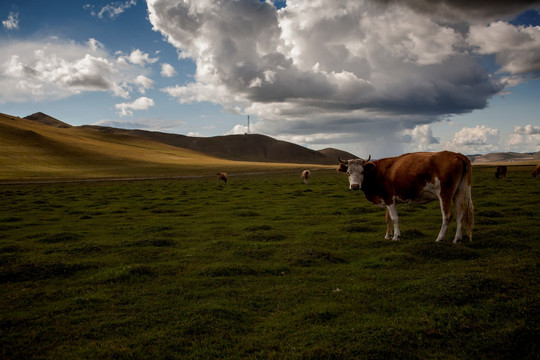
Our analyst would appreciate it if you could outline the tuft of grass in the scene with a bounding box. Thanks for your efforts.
[0,262,96,283]
[38,232,81,243]
[345,225,375,233]
[289,249,347,267]
[410,241,479,261]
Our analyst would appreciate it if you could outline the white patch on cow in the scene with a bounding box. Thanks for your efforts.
[387,178,442,240]
[420,177,441,202]
[344,160,365,190]
[393,177,441,204]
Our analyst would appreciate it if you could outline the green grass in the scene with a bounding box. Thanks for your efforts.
[1,166,539,359]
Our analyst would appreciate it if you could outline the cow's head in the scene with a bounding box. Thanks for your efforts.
[337,155,371,191]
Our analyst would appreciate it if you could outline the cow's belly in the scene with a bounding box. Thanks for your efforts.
[395,178,440,204]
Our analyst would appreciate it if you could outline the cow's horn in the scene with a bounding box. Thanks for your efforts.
[364,155,371,162]
[338,156,348,164]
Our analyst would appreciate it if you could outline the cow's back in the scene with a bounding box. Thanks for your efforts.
[365,151,468,203]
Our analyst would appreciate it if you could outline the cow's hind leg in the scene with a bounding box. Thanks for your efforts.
[385,208,392,239]
[452,181,473,243]
[452,192,464,243]
[435,196,452,242]
[386,204,400,241]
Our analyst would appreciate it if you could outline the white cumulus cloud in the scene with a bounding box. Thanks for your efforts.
[226,124,248,135]
[88,38,104,52]
[1,40,116,101]
[160,63,177,78]
[84,0,137,20]
[117,49,158,66]
[468,21,540,76]
[134,75,154,94]
[2,9,19,30]
[445,125,500,154]
[513,124,540,135]
[0,38,156,103]
[115,96,155,116]
[506,124,540,152]
[402,124,440,152]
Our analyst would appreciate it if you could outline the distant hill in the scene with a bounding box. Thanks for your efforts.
[0,113,294,180]
[0,112,337,180]
[468,152,540,164]
[21,111,353,165]
[318,148,359,162]
[4,111,538,181]
[20,112,359,165]
[25,112,72,128]
[82,125,340,165]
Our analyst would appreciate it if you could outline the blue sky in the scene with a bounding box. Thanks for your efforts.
[1,0,539,158]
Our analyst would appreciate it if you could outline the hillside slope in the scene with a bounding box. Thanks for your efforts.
[24,112,348,164]
[83,125,338,165]
[318,148,359,162]
[1,113,311,180]
[25,112,72,128]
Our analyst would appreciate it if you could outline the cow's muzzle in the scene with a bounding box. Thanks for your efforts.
[350,184,360,191]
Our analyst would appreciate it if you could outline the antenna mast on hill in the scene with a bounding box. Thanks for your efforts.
[247,115,251,134]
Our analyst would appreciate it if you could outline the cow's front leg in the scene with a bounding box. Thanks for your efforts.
[386,204,400,240]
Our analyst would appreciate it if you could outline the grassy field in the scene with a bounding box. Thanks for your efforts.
[1,165,539,359]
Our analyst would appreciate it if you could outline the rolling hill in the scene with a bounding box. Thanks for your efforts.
[3,111,537,181]
[0,112,342,180]
[21,112,358,164]
[81,125,347,165]
[24,112,72,128]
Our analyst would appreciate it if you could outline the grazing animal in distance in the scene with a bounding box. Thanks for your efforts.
[337,151,474,243]
[301,169,311,184]
[217,172,228,183]
[495,166,507,179]
[532,164,540,178]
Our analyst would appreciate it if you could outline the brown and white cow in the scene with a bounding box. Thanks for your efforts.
[532,164,540,178]
[495,166,507,179]
[217,172,228,183]
[301,170,311,184]
[338,151,474,243]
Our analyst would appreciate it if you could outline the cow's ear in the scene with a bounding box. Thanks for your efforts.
[337,164,348,173]
[364,162,376,173]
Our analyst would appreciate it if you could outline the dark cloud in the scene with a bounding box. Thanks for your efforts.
[149,0,540,157]
[380,0,540,22]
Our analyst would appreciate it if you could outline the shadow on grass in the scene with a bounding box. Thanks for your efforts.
[409,241,480,261]
[289,249,347,267]
[0,262,97,283]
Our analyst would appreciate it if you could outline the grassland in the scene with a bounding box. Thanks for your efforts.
[1,165,539,359]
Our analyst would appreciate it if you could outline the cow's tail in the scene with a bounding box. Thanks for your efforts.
[460,155,474,241]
